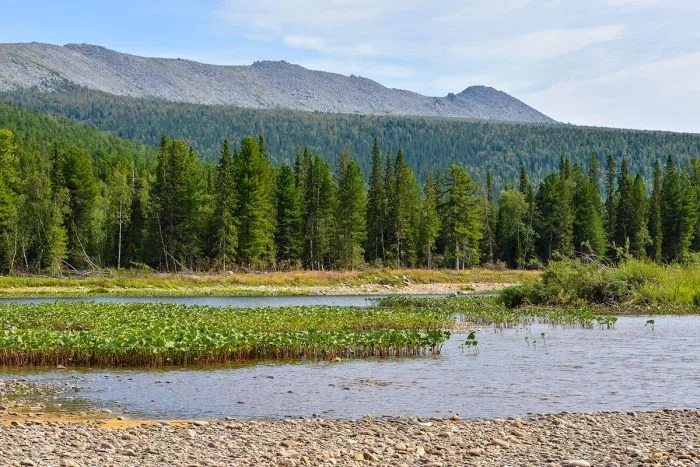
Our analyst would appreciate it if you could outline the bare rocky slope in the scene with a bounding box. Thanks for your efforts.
[0,42,556,123]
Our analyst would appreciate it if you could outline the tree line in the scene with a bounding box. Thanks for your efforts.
[0,126,698,274]
[4,88,700,189]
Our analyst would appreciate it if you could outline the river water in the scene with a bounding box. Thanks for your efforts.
[4,315,699,420]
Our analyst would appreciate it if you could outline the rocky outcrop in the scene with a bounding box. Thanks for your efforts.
[0,42,556,123]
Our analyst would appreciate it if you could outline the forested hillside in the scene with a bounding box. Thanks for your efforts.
[3,87,700,187]
[0,107,698,275]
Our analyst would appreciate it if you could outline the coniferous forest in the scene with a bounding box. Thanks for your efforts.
[1,102,698,275]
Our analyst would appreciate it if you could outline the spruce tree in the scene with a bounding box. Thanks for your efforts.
[335,153,367,269]
[496,189,528,268]
[614,159,633,257]
[481,170,497,265]
[629,174,650,258]
[213,139,238,270]
[365,138,386,264]
[0,129,19,272]
[661,156,682,262]
[605,154,617,250]
[391,151,420,267]
[572,165,606,257]
[647,160,663,262]
[235,136,276,268]
[442,164,482,269]
[417,173,441,268]
[302,155,336,270]
[554,155,574,258]
[274,164,303,268]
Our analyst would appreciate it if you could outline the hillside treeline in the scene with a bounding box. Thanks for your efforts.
[0,124,698,274]
[3,88,700,187]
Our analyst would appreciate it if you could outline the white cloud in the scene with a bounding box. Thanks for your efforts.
[212,0,700,131]
[451,25,625,62]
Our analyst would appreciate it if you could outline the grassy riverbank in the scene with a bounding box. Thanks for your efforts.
[0,302,452,366]
[0,268,536,298]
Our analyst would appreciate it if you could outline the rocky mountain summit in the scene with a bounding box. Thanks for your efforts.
[0,42,556,123]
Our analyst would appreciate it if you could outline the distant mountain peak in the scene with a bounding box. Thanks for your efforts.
[0,42,556,124]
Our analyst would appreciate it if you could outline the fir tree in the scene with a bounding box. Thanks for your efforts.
[417,172,441,268]
[648,160,663,262]
[365,138,386,264]
[275,164,303,268]
[335,152,367,269]
[443,164,482,269]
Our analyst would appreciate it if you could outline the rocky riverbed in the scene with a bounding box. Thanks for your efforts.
[0,403,697,466]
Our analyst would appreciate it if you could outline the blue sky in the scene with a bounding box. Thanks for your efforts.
[3,0,700,133]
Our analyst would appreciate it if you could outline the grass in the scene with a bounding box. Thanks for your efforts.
[499,259,700,309]
[0,302,452,367]
[0,268,536,297]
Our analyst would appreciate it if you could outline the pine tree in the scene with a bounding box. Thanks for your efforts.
[335,152,367,269]
[365,138,386,264]
[535,174,559,262]
[383,150,396,264]
[518,166,529,194]
[647,160,663,262]
[442,164,482,269]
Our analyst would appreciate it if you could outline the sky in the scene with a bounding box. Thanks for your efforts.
[3,0,700,133]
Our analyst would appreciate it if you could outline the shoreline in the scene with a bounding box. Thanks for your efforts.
[0,406,696,465]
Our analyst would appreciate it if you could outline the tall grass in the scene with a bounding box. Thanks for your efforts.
[500,259,700,308]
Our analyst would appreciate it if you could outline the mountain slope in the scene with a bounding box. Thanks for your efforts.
[4,87,699,190]
[0,42,555,123]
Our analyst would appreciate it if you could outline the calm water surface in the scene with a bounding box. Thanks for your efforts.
[5,315,699,420]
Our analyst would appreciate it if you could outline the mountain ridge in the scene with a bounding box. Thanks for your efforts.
[0,41,555,123]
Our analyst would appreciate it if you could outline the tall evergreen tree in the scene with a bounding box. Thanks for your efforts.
[572,165,606,257]
[661,155,682,262]
[235,136,276,268]
[481,170,497,264]
[275,164,303,268]
[648,160,663,262]
[335,151,367,269]
[614,159,634,257]
[605,154,617,249]
[365,138,386,264]
[152,137,204,270]
[391,151,420,267]
[212,139,238,270]
[442,164,482,269]
[0,129,19,272]
[106,159,132,269]
[302,155,336,270]
[417,172,441,268]
[629,174,650,258]
[554,155,574,258]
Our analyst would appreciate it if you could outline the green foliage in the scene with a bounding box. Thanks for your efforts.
[275,163,303,267]
[501,258,700,307]
[5,88,700,188]
[335,153,367,269]
[442,164,483,269]
[0,302,452,366]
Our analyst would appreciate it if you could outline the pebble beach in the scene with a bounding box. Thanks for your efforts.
[1,378,698,466]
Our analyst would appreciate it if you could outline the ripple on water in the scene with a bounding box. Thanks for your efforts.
[3,315,699,420]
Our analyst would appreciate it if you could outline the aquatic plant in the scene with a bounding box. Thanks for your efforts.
[0,302,452,367]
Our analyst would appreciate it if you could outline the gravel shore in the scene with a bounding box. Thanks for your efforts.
[0,407,697,466]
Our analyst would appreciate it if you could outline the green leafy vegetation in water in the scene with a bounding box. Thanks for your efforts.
[0,302,452,367]
[499,259,700,309]
[379,296,618,329]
